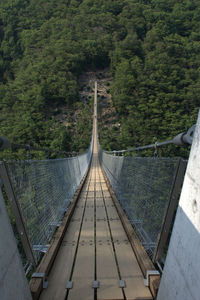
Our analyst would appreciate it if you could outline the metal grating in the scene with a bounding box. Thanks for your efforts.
[4,142,92,262]
[99,149,182,259]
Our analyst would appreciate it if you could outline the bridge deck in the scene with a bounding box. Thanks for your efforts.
[39,82,152,300]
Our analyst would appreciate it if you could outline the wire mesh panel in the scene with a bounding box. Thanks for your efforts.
[78,137,93,179]
[99,149,181,259]
[4,149,92,262]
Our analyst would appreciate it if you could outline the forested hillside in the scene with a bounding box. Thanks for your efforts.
[0,0,199,158]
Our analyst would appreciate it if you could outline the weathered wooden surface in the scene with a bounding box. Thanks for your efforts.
[101,168,160,298]
[29,167,90,300]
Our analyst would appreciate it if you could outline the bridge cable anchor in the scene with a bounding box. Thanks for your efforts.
[119,279,126,288]
[144,270,160,287]
[154,142,158,157]
[92,280,99,288]
[66,281,73,289]
[32,272,48,289]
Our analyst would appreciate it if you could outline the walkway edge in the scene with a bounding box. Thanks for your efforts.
[29,162,91,300]
[100,165,160,299]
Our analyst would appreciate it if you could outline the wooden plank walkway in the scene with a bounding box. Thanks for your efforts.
[39,82,153,300]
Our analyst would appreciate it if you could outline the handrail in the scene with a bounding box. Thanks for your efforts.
[104,124,196,155]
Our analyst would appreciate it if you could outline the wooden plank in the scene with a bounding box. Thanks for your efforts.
[102,188,152,299]
[100,167,160,298]
[103,190,112,197]
[96,187,102,192]
[96,197,123,300]
[68,193,95,300]
[39,188,89,299]
[104,198,119,219]
[96,190,103,197]
[149,275,160,299]
[99,185,151,299]
[107,218,152,300]
[87,191,95,197]
[30,167,90,300]
[39,211,83,300]
[101,183,108,190]
[98,298,152,300]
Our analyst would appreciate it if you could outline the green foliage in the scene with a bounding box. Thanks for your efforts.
[103,0,199,157]
[0,0,199,159]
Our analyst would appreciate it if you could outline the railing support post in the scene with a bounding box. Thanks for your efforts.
[0,162,37,266]
[153,158,187,263]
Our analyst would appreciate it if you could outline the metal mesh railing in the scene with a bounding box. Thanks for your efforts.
[99,149,181,259]
[4,143,92,262]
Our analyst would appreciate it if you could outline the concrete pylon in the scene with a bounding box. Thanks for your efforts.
[157,112,200,300]
[0,182,32,300]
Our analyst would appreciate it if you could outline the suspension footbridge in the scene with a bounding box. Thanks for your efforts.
[31,82,155,300]
[0,82,199,300]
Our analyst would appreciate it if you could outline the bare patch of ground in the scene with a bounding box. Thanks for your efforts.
[78,68,119,128]
[49,68,119,138]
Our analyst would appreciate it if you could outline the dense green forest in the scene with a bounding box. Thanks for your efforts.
[0,0,199,158]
